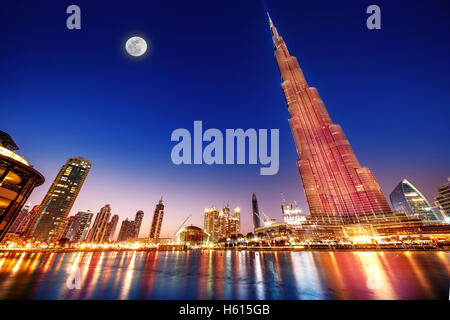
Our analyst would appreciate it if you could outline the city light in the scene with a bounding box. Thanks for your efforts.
[0,145,28,166]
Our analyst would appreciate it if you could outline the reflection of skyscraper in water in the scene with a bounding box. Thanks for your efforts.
[32,157,91,241]
[252,193,261,232]
[149,199,164,241]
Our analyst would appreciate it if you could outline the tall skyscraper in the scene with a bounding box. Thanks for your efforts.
[32,157,91,241]
[23,205,40,237]
[229,207,241,238]
[0,131,44,242]
[9,203,31,233]
[252,193,261,231]
[86,204,111,243]
[204,205,240,241]
[105,214,119,241]
[204,206,221,242]
[133,210,144,238]
[269,17,391,217]
[149,199,164,241]
[436,179,450,219]
[117,218,134,242]
[390,179,441,222]
[60,215,75,239]
[68,210,94,242]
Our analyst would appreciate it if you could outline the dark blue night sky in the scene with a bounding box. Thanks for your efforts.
[1,0,449,235]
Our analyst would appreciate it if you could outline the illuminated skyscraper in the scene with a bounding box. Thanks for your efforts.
[9,203,31,233]
[436,179,450,219]
[68,210,93,242]
[204,205,240,241]
[0,131,44,242]
[281,203,306,226]
[117,218,134,242]
[269,16,391,217]
[32,157,91,241]
[86,204,111,242]
[133,210,144,238]
[390,179,442,222]
[60,215,75,239]
[229,207,241,238]
[105,214,119,241]
[252,193,261,231]
[204,206,220,242]
[149,199,164,241]
[23,205,40,237]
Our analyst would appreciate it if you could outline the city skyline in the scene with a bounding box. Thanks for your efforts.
[2,1,450,236]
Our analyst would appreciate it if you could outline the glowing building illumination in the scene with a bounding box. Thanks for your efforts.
[390,179,442,222]
[269,17,391,217]
[0,145,28,166]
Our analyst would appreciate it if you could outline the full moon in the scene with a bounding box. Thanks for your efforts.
[125,36,148,57]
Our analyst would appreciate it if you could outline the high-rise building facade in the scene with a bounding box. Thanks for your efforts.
[269,17,391,217]
[133,210,144,238]
[0,131,45,242]
[436,179,450,219]
[149,199,164,241]
[204,205,240,242]
[390,179,441,222]
[60,215,75,239]
[281,203,306,226]
[117,218,134,242]
[204,206,221,242]
[86,204,111,242]
[9,203,31,233]
[23,205,40,237]
[229,207,241,238]
[32,157,91,241]
[68,210,94,242]
[252,193,262,231]
[105,214,119,241]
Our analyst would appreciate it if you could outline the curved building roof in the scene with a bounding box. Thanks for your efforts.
[389,179,441,222]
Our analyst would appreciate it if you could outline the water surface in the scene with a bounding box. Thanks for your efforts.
[0,250,448,299]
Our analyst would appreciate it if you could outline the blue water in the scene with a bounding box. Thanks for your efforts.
[0,250,448,299]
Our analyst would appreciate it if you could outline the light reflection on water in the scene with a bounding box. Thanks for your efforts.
[0,250,448,300]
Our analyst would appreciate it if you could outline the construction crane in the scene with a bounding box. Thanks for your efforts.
[174,214,192,235]
[249,210,270,224]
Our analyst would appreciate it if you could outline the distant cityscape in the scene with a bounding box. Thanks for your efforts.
[0,16,450,252]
